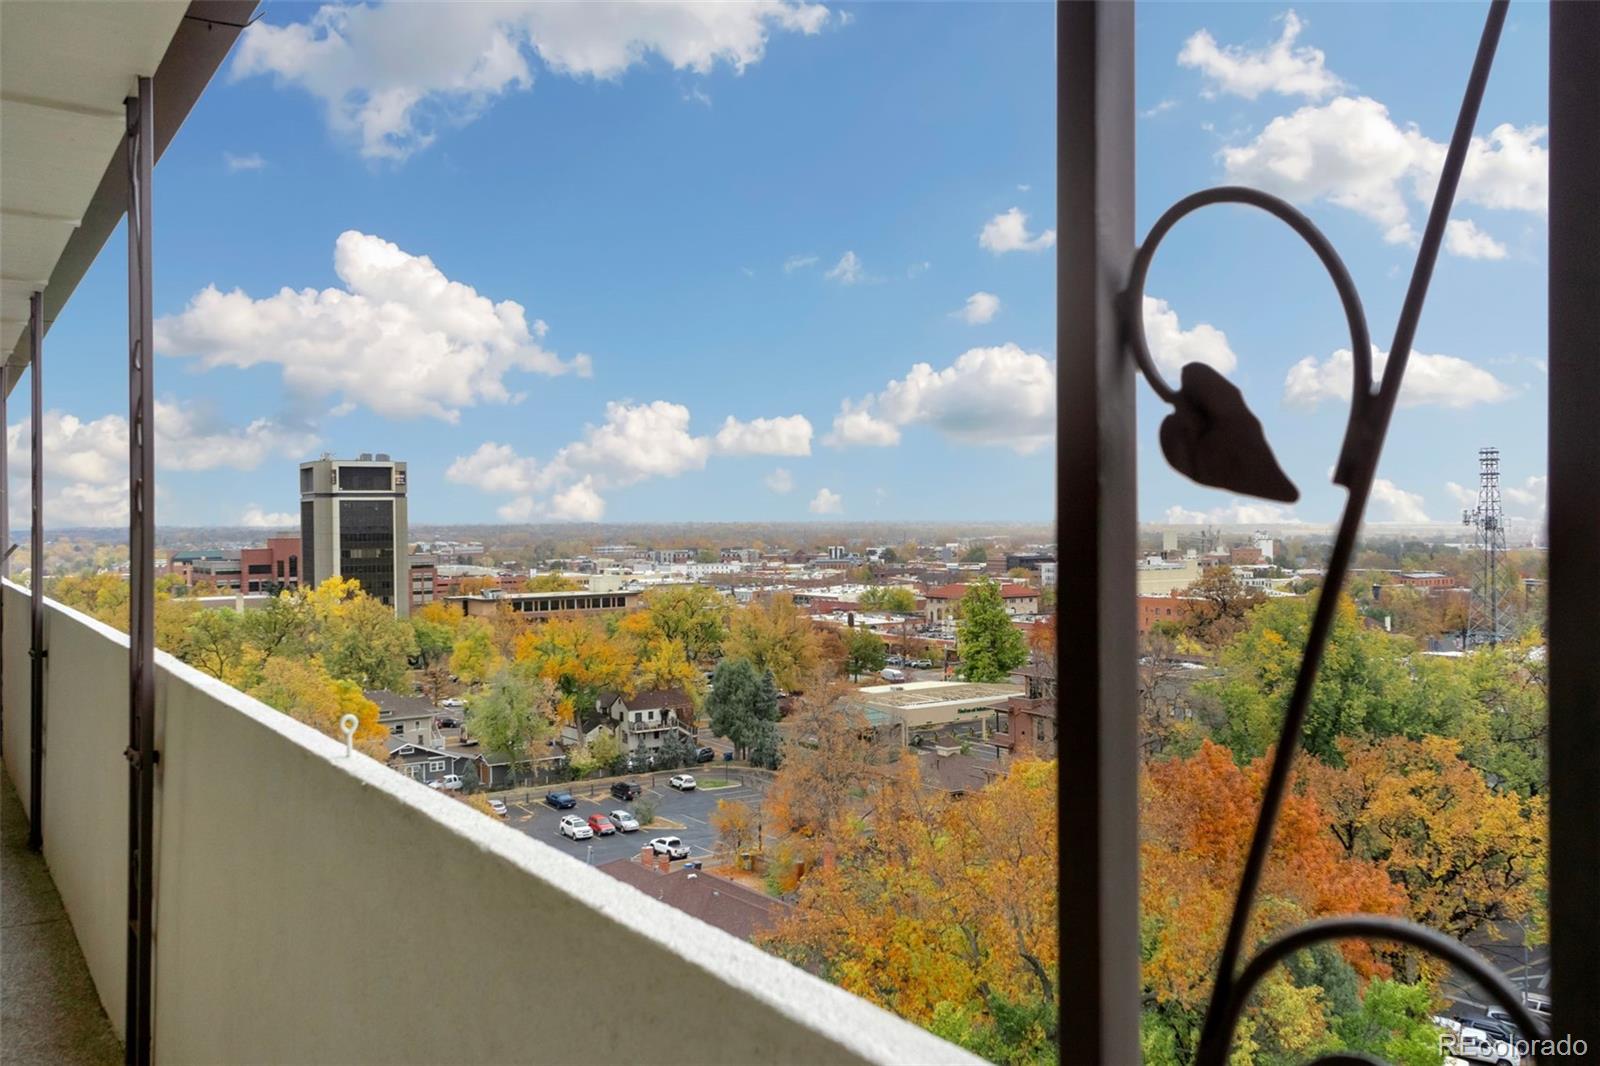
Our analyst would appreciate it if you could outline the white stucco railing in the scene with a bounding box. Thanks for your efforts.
[1,582,977,1065]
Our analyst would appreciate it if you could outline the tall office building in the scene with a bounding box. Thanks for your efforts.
[299,453,410,617]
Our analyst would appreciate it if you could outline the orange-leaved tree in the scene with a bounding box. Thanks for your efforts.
[1141,741,1404,1063]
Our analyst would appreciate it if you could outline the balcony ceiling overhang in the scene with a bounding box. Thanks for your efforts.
[0,0,256,395]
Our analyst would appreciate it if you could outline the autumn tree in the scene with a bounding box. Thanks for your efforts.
[705,658,780,759]
[765,682,880,844]
[710,798,759,858]
[513,617,634,723]
[633,636,701,713]
[179,608,248,683]
[466,665,557,787]
[763,760,1057,1063]
[1304,735,1547,946]
[1140,742,1405,1064]
[723,594,820,692]
[1179,565,1266,649]
[524,573,581,591]
[617,584,729,661]
[843,627,887,680]
[955,579,1028,682]
[450,618,502,686]
[249,656,388,759]
[318,590,418,692]
[858,585,917,613]
[1210,594,1458,764]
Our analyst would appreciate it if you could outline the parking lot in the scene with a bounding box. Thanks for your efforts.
[497,774,771,866]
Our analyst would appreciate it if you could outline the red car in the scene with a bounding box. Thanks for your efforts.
[586,814,617,836]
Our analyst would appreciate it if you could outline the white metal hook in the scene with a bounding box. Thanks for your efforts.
[339,713,358,757]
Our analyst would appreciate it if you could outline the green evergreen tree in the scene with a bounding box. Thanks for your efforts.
[956,579,1028,682]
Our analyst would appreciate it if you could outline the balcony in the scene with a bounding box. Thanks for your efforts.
[0,582,973,1064]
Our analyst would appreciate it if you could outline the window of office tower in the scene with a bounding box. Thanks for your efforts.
[338,466,392,492]
[338,500,395,605]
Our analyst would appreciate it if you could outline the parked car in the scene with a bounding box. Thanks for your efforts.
[586,813,617,836]
[886,655,904,666]
[487,799,507,818]
[669,774,697,791]
[880,667,907,682]
[558,815,593,840]
[913,658,934,669]
[608,809,640,832]
[432,774,463,792]
[649,836,689,859]
[694,747,715,763]
[610,780,643,801]
[435,715,460,729]
[1455,1025,1518,1066]
[439,697,467,709]
[544,790,577,810]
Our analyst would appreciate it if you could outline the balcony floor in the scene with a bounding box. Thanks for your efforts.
[1,767,121,1066]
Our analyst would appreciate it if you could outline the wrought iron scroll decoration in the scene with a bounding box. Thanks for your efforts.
[1119,3,1543,1062]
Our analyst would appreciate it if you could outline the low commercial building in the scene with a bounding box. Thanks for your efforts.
[1138,594,1199,635]
[1136,556,1202,596]
[446,588,642,621]
[853,680,1023,742]
[922,583,1040,625]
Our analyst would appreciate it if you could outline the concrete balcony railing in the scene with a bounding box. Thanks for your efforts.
[0,582,975,1065]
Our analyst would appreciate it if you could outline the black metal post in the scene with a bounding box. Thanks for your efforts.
[28,291,44,852]
[1056,2,1139,1059]
[124,77,156,1066]
[1547,0,1600,1052]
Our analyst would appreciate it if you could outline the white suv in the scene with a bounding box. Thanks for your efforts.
[558,815,593,840]
[669,774,697,791]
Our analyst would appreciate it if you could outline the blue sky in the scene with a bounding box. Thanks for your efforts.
[12,1,1549,530]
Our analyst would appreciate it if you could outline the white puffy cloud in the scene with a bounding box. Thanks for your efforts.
[224,151,266,171]
[784,254,818,273]
[824,251,864,284]
[232,1,836,160]
[1162,500,1300,525]
[765,467,794,494]
[1142,296,1237,375]
[1178,10,1342,101]
[548,477,605,522]
[156,230,590,423]
[1221,96,1547,244]
[712,414,813,456]
[825,343,1054,454]
[1368,478,1429,523]
[979,207,1055,254]
[450,401,808,519]
[823,401,901,449]
[241,505,297,528]
[808,487,843,514]
[1283,346,1514,410]
[956,291,1000,325]
[7,407,315,527]
[1444,218,1508,260]
[446,441,541,494]
[1445,481,1478,507]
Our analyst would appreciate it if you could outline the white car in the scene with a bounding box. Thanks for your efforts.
[608,809,640,832]
[558,815,593,840]
[649,836,689,859]
[430,774,463,792]
[439,697,467,709]
[487,799,507,817]
[669,774,697,791]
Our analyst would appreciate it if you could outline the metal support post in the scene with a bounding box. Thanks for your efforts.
[124,77,156,1066]
[28,291,44,852]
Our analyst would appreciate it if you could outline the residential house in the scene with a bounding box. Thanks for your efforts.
[388,743,478,787]
[367,690,442,750]
[601,688,696,757]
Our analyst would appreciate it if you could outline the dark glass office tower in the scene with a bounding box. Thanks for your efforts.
[298,454,409,617]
